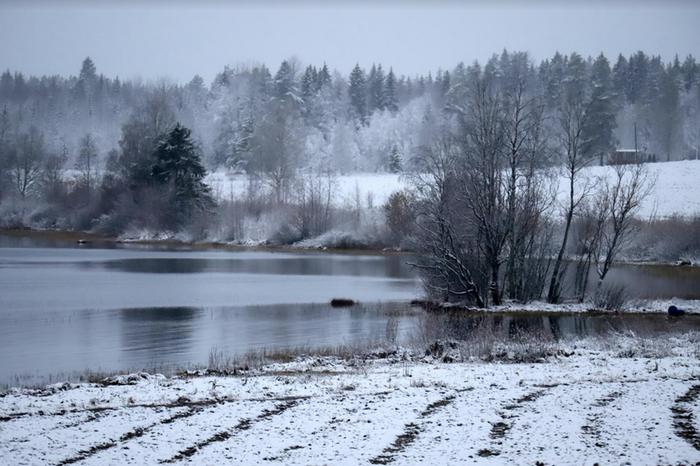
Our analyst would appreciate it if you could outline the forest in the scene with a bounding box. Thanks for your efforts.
[0,50,699,305]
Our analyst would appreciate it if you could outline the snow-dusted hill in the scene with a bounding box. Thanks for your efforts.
[206,160,700,218]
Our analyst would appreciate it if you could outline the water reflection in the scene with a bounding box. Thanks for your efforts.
[89,255,414,278]
[420,311,700,343]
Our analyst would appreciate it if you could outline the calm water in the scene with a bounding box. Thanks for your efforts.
[0,236,699,385]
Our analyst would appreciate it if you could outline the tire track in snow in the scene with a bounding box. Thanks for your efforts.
[51,394,295,465]
[671,383,700,451]
[368,393,459,464]
[160,398,305,464]
[478,387,550,458]
[580,389,625,448]
[54,406,201,465]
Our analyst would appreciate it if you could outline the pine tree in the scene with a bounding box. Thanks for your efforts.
[627,51,649,104]
[681,55,698,91]
[0,71,12,101]
[368,64,385,112]
[301,65,316,102]
[151,123,213,221]
[79,57,97,83]
[582,54,617,165]
[348,64,367,125]
[317,63,331,90]
[611,54,628,102]
[274,60,296,101]
[653,66,681,161]
[384,68,398,113]
[387,144,401,173]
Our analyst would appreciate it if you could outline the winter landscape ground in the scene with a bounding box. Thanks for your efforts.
[2,335,700,465]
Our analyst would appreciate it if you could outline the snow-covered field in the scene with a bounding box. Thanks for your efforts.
[2,338,700,465]
[206,160,700,218]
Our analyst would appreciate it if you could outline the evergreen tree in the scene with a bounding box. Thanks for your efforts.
[627,51,649,103]
[681,55,698,91]
[151,123,213,222]
[317,63,331,90]
[611,54,628,102]
[653,67,681,161]
[368,64,385,112]
[348,64,367,125]
[384,68,399,113]
[387,144,401,173]
[301,65,316,103]
[0,71,12,101]
[274,60,297,101]
[79,57,97,83]
[582,54,617,165]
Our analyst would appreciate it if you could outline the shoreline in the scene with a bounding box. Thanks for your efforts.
[0,227,403,256]
[1,227,697,266]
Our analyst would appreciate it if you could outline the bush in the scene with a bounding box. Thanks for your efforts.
[383,190,415,247]
[593,283,628,311]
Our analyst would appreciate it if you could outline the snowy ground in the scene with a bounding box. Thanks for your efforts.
[2,339,700,465]
[206,160,700,218]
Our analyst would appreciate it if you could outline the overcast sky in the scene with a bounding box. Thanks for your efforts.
[1,1,699,84]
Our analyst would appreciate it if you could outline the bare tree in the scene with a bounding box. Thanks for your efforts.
[571,193,607,302]
[501,71,554,302]
[451,76,509,305]
[547,87,595,303]
[410,135,485,307]
[592,163,654,292]
[10,126,45,199]
[75,133,99,196]
[292,170,335,238]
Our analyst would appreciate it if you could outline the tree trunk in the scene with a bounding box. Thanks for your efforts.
[548,207,573,303]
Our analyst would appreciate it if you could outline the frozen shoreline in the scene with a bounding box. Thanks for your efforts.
[1,336,700,465]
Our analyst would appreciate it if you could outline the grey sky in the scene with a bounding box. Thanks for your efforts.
[1,1,699,83]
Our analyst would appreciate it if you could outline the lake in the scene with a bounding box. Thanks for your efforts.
[0,235,698,386]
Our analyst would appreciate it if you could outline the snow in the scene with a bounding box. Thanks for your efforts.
[205,160,700,218]
[554,160,700,219]
[2,337,700,465]
[454,298,700,315]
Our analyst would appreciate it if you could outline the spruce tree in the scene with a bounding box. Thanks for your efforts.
[274,60,296,101]
[387,144,401,173]
[348,64,367,125]
[301,65,316,102]
[582,54,617,165]
[317,63,331,90]
[384,68,399,113]
[368,64,385,112]
[151,123,213,223]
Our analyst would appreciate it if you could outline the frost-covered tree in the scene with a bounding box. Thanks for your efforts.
[384,68,399,113]
[10,126,45,198]
[348,64,367,125]
[75,132,99,194]
[368,64,385,113]
[387,144,401,173]
[582,54,617,165]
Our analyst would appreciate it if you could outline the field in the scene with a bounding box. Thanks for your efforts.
[206,160,700,219]
[2,336,700,465]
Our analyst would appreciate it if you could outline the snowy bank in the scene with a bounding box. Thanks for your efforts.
[1,335,700,465]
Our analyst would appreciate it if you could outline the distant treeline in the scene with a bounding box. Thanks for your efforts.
[0,50,698,174]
